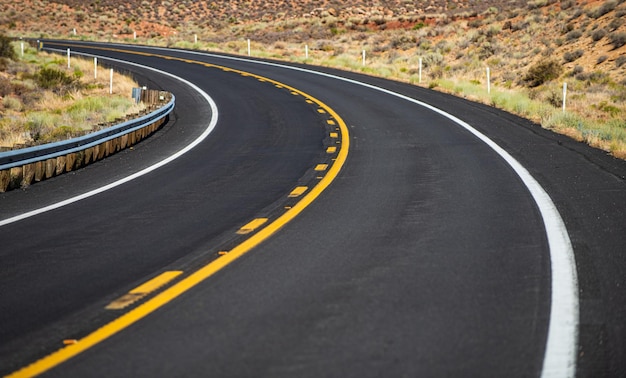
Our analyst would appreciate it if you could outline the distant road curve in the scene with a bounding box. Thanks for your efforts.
[3,42,626,377]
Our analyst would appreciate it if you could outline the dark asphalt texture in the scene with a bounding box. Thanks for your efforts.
[1,43,625,377]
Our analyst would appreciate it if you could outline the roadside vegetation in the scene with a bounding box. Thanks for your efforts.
[2,0,626,158]
[0,35,143,150]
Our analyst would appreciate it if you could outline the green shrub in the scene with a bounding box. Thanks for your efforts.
[523,59,563,87]
[0,34,17,60]
[35,67,77,90]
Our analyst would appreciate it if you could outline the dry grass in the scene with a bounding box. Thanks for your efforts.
[3,0,626,157]
[0,46,143,149]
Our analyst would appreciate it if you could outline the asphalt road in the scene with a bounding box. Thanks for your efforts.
[1,42,625,377]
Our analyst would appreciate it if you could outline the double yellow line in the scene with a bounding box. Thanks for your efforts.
[8,45,349,377]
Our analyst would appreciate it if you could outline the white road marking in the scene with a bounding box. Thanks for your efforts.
[0,55,219,227]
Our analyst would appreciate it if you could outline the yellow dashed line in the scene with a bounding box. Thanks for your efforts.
[236,218,269,234]
[14,42,351,378]
[105,271,183,310]
[315,164,328,171]
[288,186,308,198]
[326,146,337,153]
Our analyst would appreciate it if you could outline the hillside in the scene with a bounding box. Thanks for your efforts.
[1,0,626,157]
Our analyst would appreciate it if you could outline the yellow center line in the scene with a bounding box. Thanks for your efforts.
[330,132,338,138]
[326,146,337,153]
[10,43,350,378]
[314,164,328,171]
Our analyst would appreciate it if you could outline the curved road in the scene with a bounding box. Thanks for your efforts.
[1,42,624,377]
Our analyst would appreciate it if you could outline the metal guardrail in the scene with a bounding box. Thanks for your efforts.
[0,94,174,192]
[0,95,175,171]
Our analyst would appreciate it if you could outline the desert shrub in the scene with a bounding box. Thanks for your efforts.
[587,0,617,18]
[570,65,584,76]
[0,34,16,60]
[0,76,12,96]
[563,49,584,62]
[588,71,610,85]
[546,89,563,108]
[597,55,609,64]
[422,52,444,68]
[616,55,626,68]
[511,21,529,31]
[609,17,624,31]
[2,96,22,111]
[527,0,548,10]
[35,67,77,90]
[468,19,483,28]
[478,41,499,59]
[565,29,583,41]
[561,22,575,33]
[591,28,607,41]
[608,32,626,48]
[523,59,563,87]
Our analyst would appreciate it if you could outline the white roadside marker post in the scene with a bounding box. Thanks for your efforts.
[419,57,422,84]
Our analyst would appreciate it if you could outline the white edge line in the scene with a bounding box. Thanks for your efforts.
[143,46,579,377]
[0,53,218,227]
